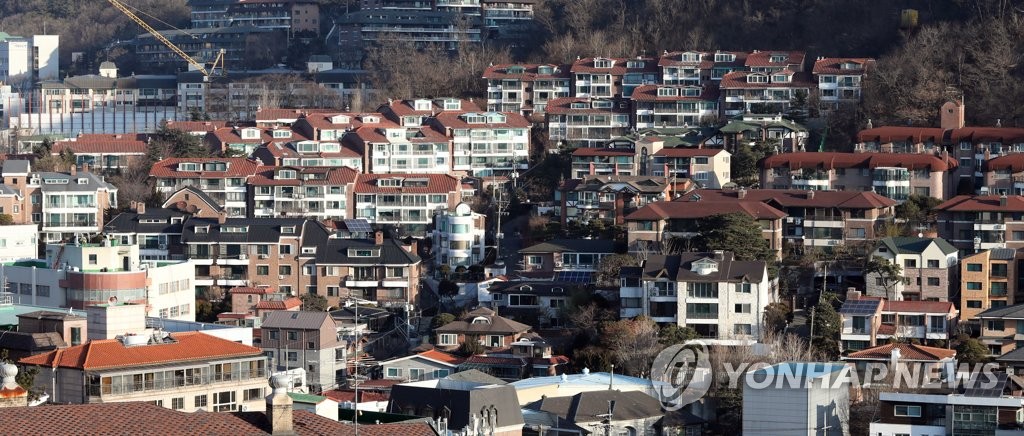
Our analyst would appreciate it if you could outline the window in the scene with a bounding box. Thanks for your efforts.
[687,282,718,298]
[213,391,236,412]
[967,282,982,291]
[287,331,298,341]
[439,334,458,346]
[386,367,403,378]
[927,259,940,268]
[287,351,298,361]
[88,254,98,265]
[257,266,269,275]
[409,368,425,380]
[894,405,921,417]
[927,277,940,286]
[279,265,292,276]
[195,395,208,408]
[740,283,752,293]
[734,304,751,314]
[987,320,1005,331]
[850,228,866,239]
[70,327,82,346]
[903,259,917,268]
[243,388,263,401]
[967,300,983,308]
[733,324,752,335]
[967,263,983,272]
[172,397,184,410]
[268,331,279,340]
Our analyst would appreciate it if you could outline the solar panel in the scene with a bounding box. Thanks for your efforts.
[556,271,594,283]
[343,219,373,233]
[963,372,1007,397]
[840,299,880,316]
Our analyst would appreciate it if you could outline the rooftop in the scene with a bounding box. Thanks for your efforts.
[19,331,262,370]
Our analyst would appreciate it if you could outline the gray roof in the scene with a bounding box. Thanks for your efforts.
[526,390,664,423]
[1,160,30,174]
[487,281,579,297]
[878,237,958,256]
[181,217,314,244]
[434,307,532,335]
[0,185,19,196]
[562,176,668,194]
[990,248,1018,260]
[16,310,85,322]
[387,382,523,430]
[314,237,420,266]
[64,74,117,90]
[162,186,224,213]
[308,55,332,63]
[105,209,188,235]
[977,302,1024,320]
[519,239,616,254]
[637,252,766,283]
[314,69,368,84]
[443,369,508,385]
[0,331,67,352]
[997,347,1024,363]
[261,311,335,330]
[35,171,117,192]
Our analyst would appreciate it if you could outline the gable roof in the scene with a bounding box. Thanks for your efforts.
[261,311,334,330]
[845,343,955,362]
[639,252,766,283]
[518,239,615,254]
[434,307,532,335]
[353,173,459,194]
[882,299,955,314]
[383,349,466,367]
[104,209,189,234]
[690,188,896,210]
[977,302,1024,320]
[254,297,302,311]
[443,369,508,385]
[149,157,262,179]
[314,237,421,265]
[878,236,957,256]
[855,126,945,144]
[936,195,1024,213]
[52,134,148,155]
[388,382,523,430]
[527,390,664,423]
[19,332,263,370]
[812,57,875,75]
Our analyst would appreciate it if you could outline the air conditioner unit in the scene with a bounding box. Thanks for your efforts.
[279,254,287,259]
[786,217,794,223]
[258,254,269,259]
[279,275,286,280]
[238,254,248,260]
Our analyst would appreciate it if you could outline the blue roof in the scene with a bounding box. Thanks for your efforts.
[510,371,656,389]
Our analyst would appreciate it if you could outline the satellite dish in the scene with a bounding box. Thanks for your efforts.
[108,296,118,305]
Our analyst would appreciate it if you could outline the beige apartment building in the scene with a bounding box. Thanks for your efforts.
[960,249,1020,321]
[935,195,1024,252]
[760,152,957,201]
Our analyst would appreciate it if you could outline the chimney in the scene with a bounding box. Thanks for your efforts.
[217,212,227,225]
[70,165,77,176]
[266,374,295,435]
[82,163,90,173]
[136,202,145,214]
[846,288,862,301]
[0,363,28,407]
[806,190,814,199]
[866,118,873,129]
[374,230,384,246]
[940,100,965,130]
[737,187,747,199]
[1001,195,1008,207]
[406,239,418,255]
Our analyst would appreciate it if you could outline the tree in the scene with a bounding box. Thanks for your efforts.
[658,324,699,345]
[895,195,942,229]
[763,302,791,334]
[956,338,990,365]
[147,124,209,162]
[730,143,762,185]
[459,336,485,356]
[300,293,329,312]
[694,213,777,277]
[865,256,908,300]
[602,317,662,377]
[594,253,639,287]
[432,313,456,330]
[195,298,214,323]
[438,280,460,304]
[0,214,13,225]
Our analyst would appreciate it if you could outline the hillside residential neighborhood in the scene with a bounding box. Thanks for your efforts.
[5,1,1024,436]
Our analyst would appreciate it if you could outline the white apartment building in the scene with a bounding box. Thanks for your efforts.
[150,158,262,217]
[353,125,452,174]
[481,63,571,116]
[0,224,38,262]
[353,174,462,236]
[0,33,58,85]
[720,70,814,116]
[250,166,356,220]
[620,251,772,344]
[630,84,720,129]
[431,203,486,268]
[431,111,531,176]
[812,57,874,110]
[546,97,631,148]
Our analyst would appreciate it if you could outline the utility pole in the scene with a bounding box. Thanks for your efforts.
[493,181,510,268]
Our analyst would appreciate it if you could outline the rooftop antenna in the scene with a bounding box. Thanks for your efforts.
[609,364,614,390]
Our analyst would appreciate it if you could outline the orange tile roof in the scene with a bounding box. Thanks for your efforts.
[570,57,657,74]
[719,71,815,89]
[432,111,531,129]
[418,349,466,365]
[482,64,571,80]
[883,300,955,314]
[937,195,1024,213]
[744,50,806,68]
[300,112,365,131]
[950,127,1024,144]
[856,126,945,144]
[249,166,359,186]
[230,286,278,295]
[164,120,229,132]
[572,147,636,157]
[255,297,302,311]
[691,188,897,209]
[384,99,480,117]
[149,157,263,179]
[545,97,631,115]
[846,343,956,361]
[630,84,719,102]
[657,51,714,68]
[654,148,727,157]
[52,134,148,155]
[812,57,875,75]
[322,389,390,403]
[19,331,263,370]
[353,173,459,194]
[625,199,787,221]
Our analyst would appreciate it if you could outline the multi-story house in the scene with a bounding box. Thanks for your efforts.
[485,281,574,328]
[481,0,536,42]
[150,158,262,217]
[689,188,897,251]
[330,8,482,56]
[744,50,806,72]
[205,125,308,156]
[870,378,1024,436]
[379,98,478,127]
[346,122,452,175]
[431,111,531,176]
[658,51,714,86]
[379,349,464,382]
[546,97,631,148]
[104,203,189,261]
[811,57,874,110]
[434,307,532,351]
[352,173,462,236]
[431,203,486,269]
[759,152,958,201]
[180,217,323,298]
[625,194,787,258]
[252,140,364,170]
[260,311,345,393]
[517,239,615,282]
[719,112,809,152]
[619,251,771,343]
[864,236,958,301]
[310,230,422,309]
[291,111,362,142]
[652,148,732,188]
[187,0,321,35]
[978,304,1024,356]
[20,331,270,411]
[743,362,848,436]
[51,134,148,172]
[0,33,59,85]
[853,126,946,154]
[960,248,1020,322]
[719,69,813,116]
[630,84,720,129]
[0,224,38,262]
[248,166,358,220]
[935,195,1024,252]
[839,292,957,351]
[0,160,118,242]
[138,26,274,73]
[570,146,639,179]
[556,175,670,226]
[981,154,1024,195]
[387,374,525,436]
[482,64,571,117]
[569,57,657,99]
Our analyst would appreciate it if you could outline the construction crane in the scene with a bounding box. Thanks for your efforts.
[106,0,226,79]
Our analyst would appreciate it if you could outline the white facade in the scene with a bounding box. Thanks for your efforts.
[432,203,486,268]
[742,363,851,436]
[0,34,58,85]
[449,113,529,175]
[32,35,59,82]
[368,131,451,174]
[0,224,38,261]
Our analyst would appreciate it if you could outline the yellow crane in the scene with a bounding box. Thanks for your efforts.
[106,0,226,78]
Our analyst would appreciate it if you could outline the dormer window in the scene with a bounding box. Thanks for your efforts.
[657,87,678,97]
[463,113,486,124]
[178,162,198,171]
[359,115,380,123]
[195,226,210,234]
[378,178,401,187]
[412,99,432,111]
[626,60,645,69]
[592,100,612,109]
[240,128,260,140]
[691,258,719,275]
[77,178,88,184]
[222,225,248,233]
[301,246,316,254]
[348,249,377,257]
[330,114,350,124]
[272,130,291,139]
[570,102,587,109]
[44,178,69,184]
[471,316,491,325]
[840,62,861,70]
[769,54,787,63]
[714,53,735,62]
[486,113,506,123]
[747,74,768,83]
[281,226,296,234]
[593,58,613,69]
[202,162,228,172]
[278,169,297,179]
[681,52,700,62]
[506,65,525,74]
[683,87,701,97]
[537,65,553,75]
[772,74,790,83]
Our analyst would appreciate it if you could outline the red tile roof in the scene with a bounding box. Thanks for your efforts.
[353,173,459,194]
[209,126,311,145]
[230,286,278,295]
[482,64,571,80]
[744,50,807,68]
[418,349,466,365]
[986,154,1024,172]
[0,402,434,436]
[812,57,875,75]
[149,157,263,179]
[654,148,727,157]
[883,300,955,314]
[570,57,657,74]
[254,297,302,310]
[936,195,1024,213]
[250,166,359,186]
[464,355,526,366]
[52,134,148,155]
[532,355,571,366]
[432,111,531,129]
[545,97,630,115]
[761,151,957,172]
[657,51,714,68]
[255,108,334,123]
[856,126,945,144]
[845,343,955,361]
[950,127,1024,144]
[719,71,815,89]
[347,125,447,144]
[572,147,636,157]
[625,198,787,221]
[384,99,480,117]
[19,331,263,370]
[691,188,897,209]
[300,112,365,131]
[630,84,720,102]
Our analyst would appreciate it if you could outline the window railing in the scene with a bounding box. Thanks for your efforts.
[685,311,718,319]
[86,369,265,397]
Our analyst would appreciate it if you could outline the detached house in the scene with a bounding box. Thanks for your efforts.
[812,57,874,110]
[248,166,358,220]
[352,173,462,236]
[935,195,1024,252]
[379,349,465,381]
[977,304,1024,356]
[310,230,421,309]
[630,84,720,129]
[864,237,959,301]
[960,248,1020,321]
[556,175,670,226]
[517,239,615,282]
[260,311,346,393]
[569,56,657,99]
[52,133,148,172]
[430,111,531,176]
[719,69,813,116]
[839,292,957,351]
[434,307,532,351]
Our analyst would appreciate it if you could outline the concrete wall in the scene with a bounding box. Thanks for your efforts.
[0,224,38,261]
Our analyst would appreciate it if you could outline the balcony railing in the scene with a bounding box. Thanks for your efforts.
[86,369,266,397]
[45,220,98,228]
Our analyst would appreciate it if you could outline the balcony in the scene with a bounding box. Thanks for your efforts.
[86,368,266,397]
[685,312,718,320]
